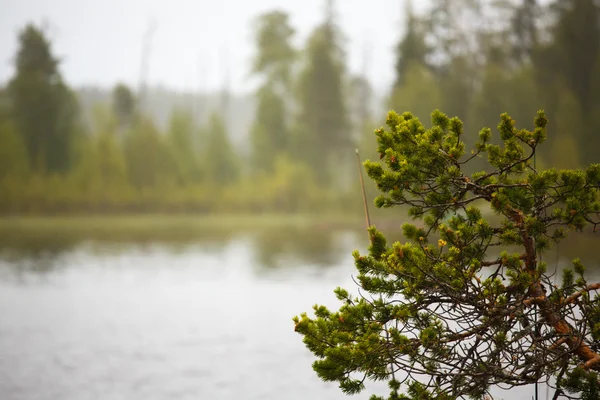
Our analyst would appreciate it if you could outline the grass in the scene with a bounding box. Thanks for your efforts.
[0,211,413,251]
[0,212,377,245]
[0,212,387,255]
[0,212,367,232]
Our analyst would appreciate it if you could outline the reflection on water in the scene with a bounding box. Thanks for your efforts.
[0,222,598,400]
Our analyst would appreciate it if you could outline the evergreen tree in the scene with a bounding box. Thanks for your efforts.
[7,23,80,174]
[249,10,296,173]
[112,83,137,130]
[389,63,442,123]
[547,0,599,115]
[294,0,349,185]
[0,87,10,123]
[294,108,600,399]
[251,10,296,88]
[467,60,513,136]
[123,117,175,190]
[348,74,373,144]
[393,0,430,89]
[0,120,30,181]
[69,110,130,205]
[537,0,600,164]
[426,0,482,73]
[438,56,475,125]
[550,86,586,169]
[510,0,539,65]
[166,108,202,185]
[250,84,289,173]
[91,105,129,194]
[203,112,240,186]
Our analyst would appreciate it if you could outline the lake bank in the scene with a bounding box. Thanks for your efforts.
[0,213,411,254]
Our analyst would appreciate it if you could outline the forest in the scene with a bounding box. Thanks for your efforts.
[0,0,599,216]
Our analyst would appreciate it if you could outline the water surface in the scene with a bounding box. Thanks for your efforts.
[0,220,598,400]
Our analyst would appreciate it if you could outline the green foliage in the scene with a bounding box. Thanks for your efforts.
[166,108,203,185]
[0,120,30,181]
[536,0,600,165]
[112,83,136,129]
[2,0,600,223]
[0,121,31,212]
[124,117,176,190]
[393,1,430,89]
[249,10,296,173]
[388,63,442,123]
[7,23,81,174]
[294,1,350,185]
[294,109,600,399]
[438,56,474,123]
[250,82,290,173]
[251,10,296,87]
[203,112,240,186]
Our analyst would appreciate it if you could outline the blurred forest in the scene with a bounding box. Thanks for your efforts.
[0,0,599,215]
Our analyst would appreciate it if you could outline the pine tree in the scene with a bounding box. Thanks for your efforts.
[294,0,349,185]
[510,0,539,65]
[426,0,483,73]
[348,74,374,146]
[203,112,240,186]
[7,23,80,174]
[166,108,202,185]
[249,10,296,174]
[294,108,600,399]
[393,0,431,89]
[123,117,175,190]
[112,83,137,131]
[78,106,129,203]
[536,0,600,164]
[389,63,442,123]
[0,120,30,181]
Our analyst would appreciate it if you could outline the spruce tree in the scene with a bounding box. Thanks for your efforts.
[203,112,240,186]
[249,10,296,173]
[166,108,202,185]
[112,83,137,130]
[536,0,600,165]
[294,0,349,185]
[7,23,80,174]
[294,109,600,399]
[393,0,430,90]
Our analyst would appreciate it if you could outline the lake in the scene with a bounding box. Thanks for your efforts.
[0,216,598,400]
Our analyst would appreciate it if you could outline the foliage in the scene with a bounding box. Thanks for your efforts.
[123,116,175,190]
[389,63,442,123]
[251,10,296,88]
[2,1,600,217]
[166,108,203,185]
[7,23,81,174]
[203,112,240,186]
[535,0,600,165]
[393,1,430,89]
[112,83,137,129]
[294,0,350,185]
[249,10,296,174]
[249,84,289,173]
[0,120,30,181]
[293,109,600,399]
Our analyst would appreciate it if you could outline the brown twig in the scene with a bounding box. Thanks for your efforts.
[355,148,372,234]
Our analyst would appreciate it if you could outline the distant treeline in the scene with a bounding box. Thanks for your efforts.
[0,0,599,215]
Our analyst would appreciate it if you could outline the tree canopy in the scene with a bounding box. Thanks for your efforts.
[294,109,600,399]
[7,24,80,174]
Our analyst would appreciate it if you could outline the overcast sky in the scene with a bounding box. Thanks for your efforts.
[0,0,431,94]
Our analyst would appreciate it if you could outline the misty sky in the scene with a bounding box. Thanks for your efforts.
[0,0,431,94]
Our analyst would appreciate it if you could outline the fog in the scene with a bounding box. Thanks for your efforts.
[1,0,432,93]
